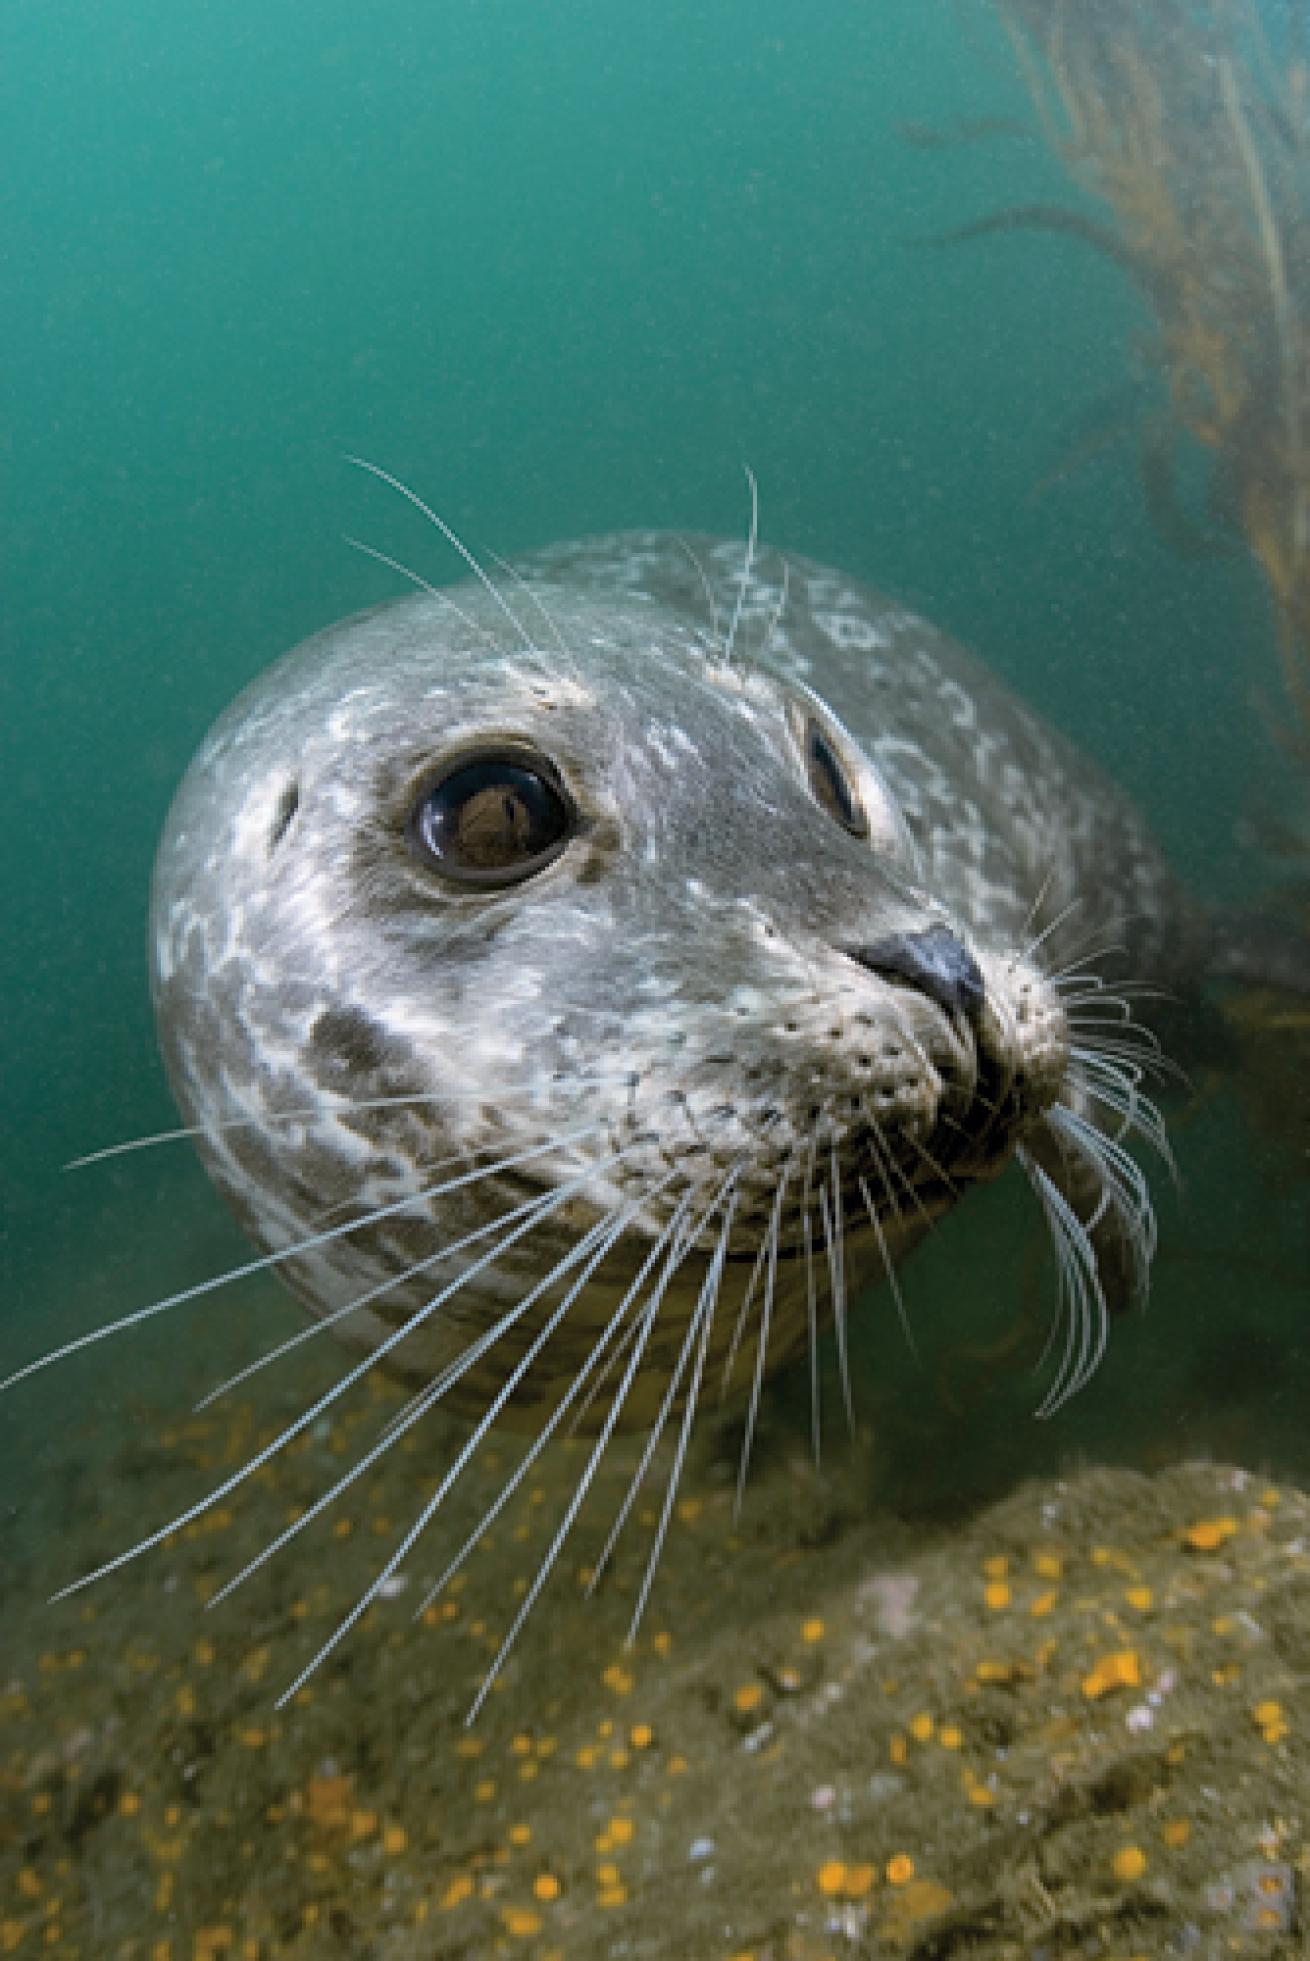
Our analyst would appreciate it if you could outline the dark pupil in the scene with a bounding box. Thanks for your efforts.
[805,722,865,835]
[418,759,570,879]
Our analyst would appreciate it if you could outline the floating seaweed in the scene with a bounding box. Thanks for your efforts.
[936,1,1310,734]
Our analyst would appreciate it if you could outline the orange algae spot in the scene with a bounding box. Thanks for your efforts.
[194,1932,235,1958]
[801,1617,826,1644]
[508,1824,532,1847]
[474,1779,496,1803]
[734,1683,764,1715]
[1081,1650,1142,1699]
[441,1875,475,1910]
[603,1664,634,1695]
[652,1631,672,1656]
[938,1723,963,1750]
[1032,1550,1063,1580]
[382,1825,407,1856]
[1030,1590,1057,1618]
[1124,1586,1154,1612]
[666,1754,688,1775]
[1183,1516,1238,1552]
[881,1878,953,1930]
[1112,1845,1148,1883]
[533,1872,561,1903]
[1253,1699,1288,1743]
[502,1907,542,1936]
[817,1860,847,1897]
[889,1733,909,1765]
[629,1723,654,1749]
[304,1775,353,1832]
[886,1853,915,1886]
[845,1862,877,1898]
[454,1736,483,1759]
[1162,1819,1192,1848]
[908,1712,935,1742]
[609,1815,635,1846]
[676,1498,703,1524]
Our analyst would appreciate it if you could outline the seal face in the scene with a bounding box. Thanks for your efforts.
[150,531,1184,1440]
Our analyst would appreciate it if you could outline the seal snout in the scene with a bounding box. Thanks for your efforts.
[844,924,986,1027]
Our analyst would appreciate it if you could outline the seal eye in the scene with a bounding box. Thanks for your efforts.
[804,718,868,839]
[409,751,575,888]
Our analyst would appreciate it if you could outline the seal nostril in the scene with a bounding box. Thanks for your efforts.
[844,924,986,1025]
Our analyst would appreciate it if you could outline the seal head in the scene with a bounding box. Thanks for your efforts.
[151,533,1179,1432]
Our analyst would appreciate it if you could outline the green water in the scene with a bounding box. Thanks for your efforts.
[4,0,1304,1493]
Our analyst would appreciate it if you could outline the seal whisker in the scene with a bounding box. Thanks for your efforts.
[1020,890,1087,969]
[800,1153,822,1466]
[819,1170,856,1436]
[344,453,535,651]
[45,1147,637,1604]
[483,546,573,659]
[583,1171,743,1602]
[757,553,792,658]
[65,1093,512,1171]
[3,1125,608,1394]
[211,1184,661,1611]
[857,1163,921,1364]
[342,535,495,646]
[676,538,724,648]
[423,1178,714,1624]
[1018,1147,1109,1416]
[734,1161,792,1518]
[192,1165,613,1413]
[626,1182,740,1640]
[722,463,760,666]
[460,1179,732,1722]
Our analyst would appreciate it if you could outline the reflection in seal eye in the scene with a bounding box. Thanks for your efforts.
[803,717,868,839]
[409,751,575,889]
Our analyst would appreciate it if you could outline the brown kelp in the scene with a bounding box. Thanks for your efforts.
[956,1,1310,732]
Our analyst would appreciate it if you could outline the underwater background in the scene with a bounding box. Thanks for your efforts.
[2,0,1309,1955]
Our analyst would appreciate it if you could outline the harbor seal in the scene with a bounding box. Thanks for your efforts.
[10,494,1197,1698]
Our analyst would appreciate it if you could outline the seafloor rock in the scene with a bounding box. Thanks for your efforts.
[3,1376,1308,1959]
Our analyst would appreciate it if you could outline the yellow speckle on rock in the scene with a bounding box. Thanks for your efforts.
[382,1825,407,1856]
[608,1815,634,1846]
[501,1907,542,1937]
[816,1859,847,1897]
[533,1872,561,1903]
[1081,1649,1142,1699]
[982,1554,1008,1579]
[1124,1585,1154,1612]
[440,1875,475,1910]
[909,1712,934,1742]
[1030,1589,1057,1618]
[938,1723,963,1750]
[801,1617,825,1644]
[1162,1818,1191,1848]
[629,1723,653,1749]
[984,1580,1012,1610]
[1112,1845,1148,1883]
[845,1862,877,1898]
[508,1823,532,1847]
[603,1663,634,1695]
[886,1853,915,1886]
[1032,1550,1063,1580]
[1183,1516,1238,1552]
[734,1682,764,1715]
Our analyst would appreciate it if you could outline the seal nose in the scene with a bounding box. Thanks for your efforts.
[844,923,986,1025]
